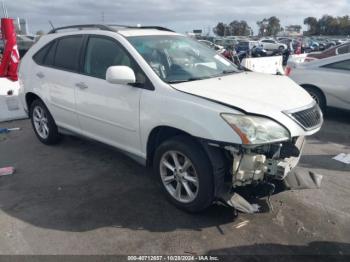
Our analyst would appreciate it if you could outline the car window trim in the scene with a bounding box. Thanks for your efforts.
[44,40,58,67]
[321,59,350,71]
[80,34,154,91]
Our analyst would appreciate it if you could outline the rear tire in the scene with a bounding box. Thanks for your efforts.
[303,86,326,113]
[29,99,61,145]
[153,135,214,212]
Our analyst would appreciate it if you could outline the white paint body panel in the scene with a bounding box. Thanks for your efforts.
[19,29,321,163]
[289,53,350,110]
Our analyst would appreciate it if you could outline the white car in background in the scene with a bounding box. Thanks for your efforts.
[287,53,350,112]
[19,24,322,213]
[259,39,288,51]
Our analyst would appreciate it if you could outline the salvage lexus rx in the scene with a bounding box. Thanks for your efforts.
[19,25,323,212]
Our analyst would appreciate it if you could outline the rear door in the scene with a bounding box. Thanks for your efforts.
[75,35,145,155]
[34,35,84,132]
[320,59,350,110]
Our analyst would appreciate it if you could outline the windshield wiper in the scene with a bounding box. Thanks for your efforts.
[167,77,206,84]
[221,70,238,75]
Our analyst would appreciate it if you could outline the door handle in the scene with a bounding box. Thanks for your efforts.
[36,72,45,79]
[75,82,88,89]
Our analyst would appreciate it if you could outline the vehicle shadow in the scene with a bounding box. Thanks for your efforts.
[300,154,350,172]
[325,108,350,124]
[206,241,350,258]
[0,133,237,233]
[310,108,350,146]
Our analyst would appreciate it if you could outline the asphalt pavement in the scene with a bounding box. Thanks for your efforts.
[0,109,349,256]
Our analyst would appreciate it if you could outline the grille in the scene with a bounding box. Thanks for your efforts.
[289,104,323,130]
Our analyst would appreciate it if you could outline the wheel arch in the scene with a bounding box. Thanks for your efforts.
[300,84,327,106]
[146,125,230,199]
[146,126,194,167]
[25,92,44,111]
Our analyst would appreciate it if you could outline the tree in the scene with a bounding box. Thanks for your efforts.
[229,20,252,36]
[214,20,252,36]
[257,18,268,36]
[257,16,282,36]
[304,15,350,35]
[304,17,318,35]
[213,22,226,37]
[338,15,350,35]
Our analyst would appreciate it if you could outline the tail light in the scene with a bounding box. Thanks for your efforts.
[285,66,292,76]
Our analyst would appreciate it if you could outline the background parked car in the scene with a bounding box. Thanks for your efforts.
[259,39,287,51]
[305,42,350,61]
[287,53,350,112]
[235,40,267,62]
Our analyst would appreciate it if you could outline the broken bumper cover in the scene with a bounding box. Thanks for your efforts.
[230,136,306,187]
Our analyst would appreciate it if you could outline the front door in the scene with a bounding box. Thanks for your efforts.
[75,35,142,155]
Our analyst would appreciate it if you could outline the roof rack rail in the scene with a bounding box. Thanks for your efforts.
[136,26,174,32]
[48,24,114,34]
[107,24,174,32]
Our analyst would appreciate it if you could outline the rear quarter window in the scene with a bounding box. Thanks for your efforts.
[33,42,53,65]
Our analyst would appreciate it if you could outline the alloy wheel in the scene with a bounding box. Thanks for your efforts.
[159,150,199,203]
[33,105,49,139]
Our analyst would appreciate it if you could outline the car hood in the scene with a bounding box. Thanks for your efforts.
[171,72,314,119]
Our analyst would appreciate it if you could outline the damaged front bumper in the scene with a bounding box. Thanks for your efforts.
[229,136,305,187]
[201,136,322,213]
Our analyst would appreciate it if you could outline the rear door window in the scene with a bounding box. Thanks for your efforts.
[337,45,350,54]
[54,36,83,72]
[323,59,350,71]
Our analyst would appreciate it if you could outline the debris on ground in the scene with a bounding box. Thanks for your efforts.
[333,153,350,164]
[273,209,285,227]
[0,166,15,177]
[0,127,21,134]
[0,134,6,142]
[225,193,260,213]
[233,220,250,229]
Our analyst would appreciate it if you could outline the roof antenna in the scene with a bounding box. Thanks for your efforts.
[2,0,8,18]
[48,20,55,30]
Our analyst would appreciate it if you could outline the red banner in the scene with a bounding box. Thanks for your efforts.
[0,18,19,81]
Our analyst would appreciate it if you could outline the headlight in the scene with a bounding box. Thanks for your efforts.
[221,114,290,145]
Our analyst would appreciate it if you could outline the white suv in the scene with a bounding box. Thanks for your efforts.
[19,25,323,212]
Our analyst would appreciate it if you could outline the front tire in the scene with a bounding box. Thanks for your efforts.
[153,136,214,212]
[29,99,61,145]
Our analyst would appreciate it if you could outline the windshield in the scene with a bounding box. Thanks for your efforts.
[127,35,240,83]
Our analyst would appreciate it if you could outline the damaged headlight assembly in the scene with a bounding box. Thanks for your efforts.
[220,113,290,145]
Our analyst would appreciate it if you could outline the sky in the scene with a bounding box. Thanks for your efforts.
[4,0,350,35]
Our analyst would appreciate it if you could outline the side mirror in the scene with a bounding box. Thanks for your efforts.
[106,66,136,85]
